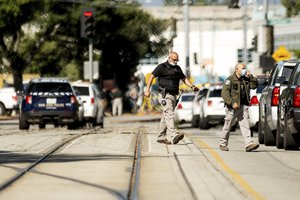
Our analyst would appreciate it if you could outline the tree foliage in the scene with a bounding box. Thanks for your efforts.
[0,0,173,91]
[281,0,300,17]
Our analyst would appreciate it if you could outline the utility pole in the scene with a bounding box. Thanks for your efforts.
[183,0,191,78]
[264,0,269,25]
[243,0,248,65]
[89,39,93,82]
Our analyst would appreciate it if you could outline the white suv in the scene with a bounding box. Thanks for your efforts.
[72,81,103,128]
[199,85,225,129]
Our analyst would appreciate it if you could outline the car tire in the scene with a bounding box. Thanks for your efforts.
[0,103,6,116]
[258,110,264,144]
[67,121,78,130]
[191,115,199,128]
[276,116,284,149]
[199,115,209,129]
[19,113,29,130]
[39,123,46,129]
[283,117,299,150]
[264,113,276,146]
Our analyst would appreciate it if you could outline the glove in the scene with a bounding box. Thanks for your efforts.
[192,86,199,92]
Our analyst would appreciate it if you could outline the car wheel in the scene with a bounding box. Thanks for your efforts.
[199,115,209,129]
[264,113,276,146]
[276,115,284,149]
[67,121,79,130]
[19,113,29,130]
[258,111,264,144]
[191,115,199,128]
[283,117,299,150]
[39,123,46,129]
[0,103,6,116]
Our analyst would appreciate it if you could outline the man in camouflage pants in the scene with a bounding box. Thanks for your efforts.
[144,52,199,145]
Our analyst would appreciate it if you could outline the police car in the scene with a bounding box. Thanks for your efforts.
[19,78,84,130]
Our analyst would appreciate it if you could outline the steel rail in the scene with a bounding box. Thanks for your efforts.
[127,130,142,200]
[0,130,94,191]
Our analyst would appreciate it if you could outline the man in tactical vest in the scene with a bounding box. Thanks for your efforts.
[220,63,260,152]
[144,52,199,144]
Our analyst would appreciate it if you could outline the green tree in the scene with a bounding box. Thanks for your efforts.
[0,0,173,92]
[94,4,172,90]
[0,0,46,90]
[282,0,300,17]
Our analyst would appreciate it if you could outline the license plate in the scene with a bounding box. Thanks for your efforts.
[46,98,57,104]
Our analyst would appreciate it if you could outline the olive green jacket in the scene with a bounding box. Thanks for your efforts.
[221,73,258,108]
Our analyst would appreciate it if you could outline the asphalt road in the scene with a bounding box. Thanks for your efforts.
[0,114,300,200]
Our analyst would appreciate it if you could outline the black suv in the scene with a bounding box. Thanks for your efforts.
[278,61,300,150]
[19,78,84,130]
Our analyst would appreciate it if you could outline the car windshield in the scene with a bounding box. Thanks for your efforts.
[182,95,195,101]
[209,89,222,97]
[28,83,73,93]
[73,86,89,96]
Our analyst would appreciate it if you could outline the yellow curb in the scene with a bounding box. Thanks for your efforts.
[195,138,266,200]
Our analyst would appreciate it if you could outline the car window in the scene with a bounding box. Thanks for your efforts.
[269,65,279,85]
[28,83,73,93]
[256,83,267,93]
[73,86,89,96]
[92,86,100,97]
[209,89,222,97]
[182,95,195,101]
[294,65,300,85]
[197,88,208,99]
[282,66,294,82]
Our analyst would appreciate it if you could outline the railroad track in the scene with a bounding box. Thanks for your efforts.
[0,127,145,200]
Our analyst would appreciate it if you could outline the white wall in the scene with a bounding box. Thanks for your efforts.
[173,29,253,78]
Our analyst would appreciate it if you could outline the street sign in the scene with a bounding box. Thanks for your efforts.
[272,45,291,62]
[269,18,291,25]
[84,61,99,80]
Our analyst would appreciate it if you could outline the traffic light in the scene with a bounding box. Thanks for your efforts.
[193,52,198,64]
[251,35,258,52]
[237,49,253,63]
[81,8,95,38]
[228,0,240,8]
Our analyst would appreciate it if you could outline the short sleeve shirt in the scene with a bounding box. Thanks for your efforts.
[152,61,186,91]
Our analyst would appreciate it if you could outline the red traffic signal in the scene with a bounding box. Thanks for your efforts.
[84,11,93,17]
[80,8,95,38]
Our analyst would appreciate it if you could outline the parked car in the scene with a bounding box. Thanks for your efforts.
[258,60,299,145]
[191,87,208,127]
[0,87,18,116]
[19,78,84,130]
[248,75,269,131]
[174,92,195,125]
[72,81,104,128]
[199,85,225,129]
[277,61,300,150]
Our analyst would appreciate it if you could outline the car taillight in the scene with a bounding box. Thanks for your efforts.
[250,95,259,106]
[91,97,95,104]
[293,87,300,107]
[71,96,77,104]
[177,103,183,109]
[271,86,280,106]
[207,100,213,107]
[25,95,32,104]
[12,95,18,102]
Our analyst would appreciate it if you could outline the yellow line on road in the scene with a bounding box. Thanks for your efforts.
[195,138,266,200]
